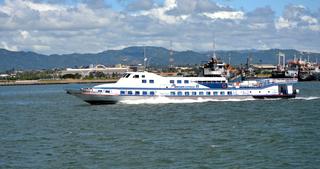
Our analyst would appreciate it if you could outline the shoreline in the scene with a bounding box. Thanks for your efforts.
[0,79,118,86]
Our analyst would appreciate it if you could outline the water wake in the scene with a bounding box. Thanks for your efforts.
[293,96,320,100]
[119,97,256,105]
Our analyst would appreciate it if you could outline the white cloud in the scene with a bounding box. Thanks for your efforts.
[275,17,297,29]
[300,15,318,24]
[202,11,245,20]
[20,30,30,39]
[0,0,319,54]
[1,41,18,51]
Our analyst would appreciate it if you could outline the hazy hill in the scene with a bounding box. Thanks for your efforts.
[0,47,319,71]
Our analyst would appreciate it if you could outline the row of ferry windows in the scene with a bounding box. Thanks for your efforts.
[142,79,154,83]
[119,90,232,96]
[170,80,189,84]
[170,91,233,96]
[120,91,155,95]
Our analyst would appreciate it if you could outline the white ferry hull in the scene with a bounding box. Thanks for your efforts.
[66,72,298,105]
[66,89,295,105]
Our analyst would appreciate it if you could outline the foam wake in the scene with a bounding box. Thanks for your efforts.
[119,96,257,105]
[293,96,320,100]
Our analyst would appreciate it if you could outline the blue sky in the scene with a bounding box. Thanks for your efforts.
[0,0,319,54]
[215,0,320,16]
[1,0,318,15]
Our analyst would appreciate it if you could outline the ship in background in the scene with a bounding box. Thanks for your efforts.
[271,52,320,81]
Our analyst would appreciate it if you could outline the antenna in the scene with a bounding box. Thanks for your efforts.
[143,46,147,71]
[212,39,216,59]
[169,41,174,68]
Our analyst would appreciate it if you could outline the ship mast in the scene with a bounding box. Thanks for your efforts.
[169,41,174,69]
[143,46,147,71]
[212,39,216,59]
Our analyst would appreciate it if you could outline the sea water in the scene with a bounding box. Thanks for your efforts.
[0,82,319,168]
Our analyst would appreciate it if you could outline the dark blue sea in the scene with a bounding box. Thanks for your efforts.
[0,82,319,169]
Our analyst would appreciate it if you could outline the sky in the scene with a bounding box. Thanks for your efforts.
[0,0,319,54]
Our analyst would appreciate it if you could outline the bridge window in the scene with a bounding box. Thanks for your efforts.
[149,80,154,83]
[125,74,131,78]
[213,91,218,95]
[143,91,147,95]
[170,91,175,96]
[142,75,145,78]
[150,91,155,95]
[142,80,147,83]
[120,91,125,95]
[135,91,140,95]
[206,92,211,96]
[192,92,196,95]
[105,90,110,93]
[128,91,133,95]
[177,91,182,96]
[185,92,190,96]
[184,80,189,84]
[170,80,174,83]
[199,92,204,95]
[133,75,139,78]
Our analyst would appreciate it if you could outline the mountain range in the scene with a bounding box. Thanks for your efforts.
[1,46,319,71]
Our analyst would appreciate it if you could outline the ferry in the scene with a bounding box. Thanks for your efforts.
[66,71,299,104]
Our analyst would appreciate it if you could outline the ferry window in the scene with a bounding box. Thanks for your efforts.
[149,80,154,83]
[184,80,189,84]
[125,74,131,78]
[105,90,110,93]
[206,92,211,95]
[268,91,270,93]
[220,92,225,95]
[170,92,175,96]
[213,91,218,95]
[177,91,182,96]
[98,90,102,93]
[150,91,155,95]
[128,91,133,95]
[120,91,125,95]
[177,80,182,84]
[185,92,190,96]
[199,92,204,95]
[135,91,140,95]
[142,75,145,78]
[170,80,174,84]
[259,91,261,93]
[142,80,147,83]
[227,91,232,95]
[133,75,139,78]
[122,73,127,77]
[143,91,147,95]
[192,92,197,95]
